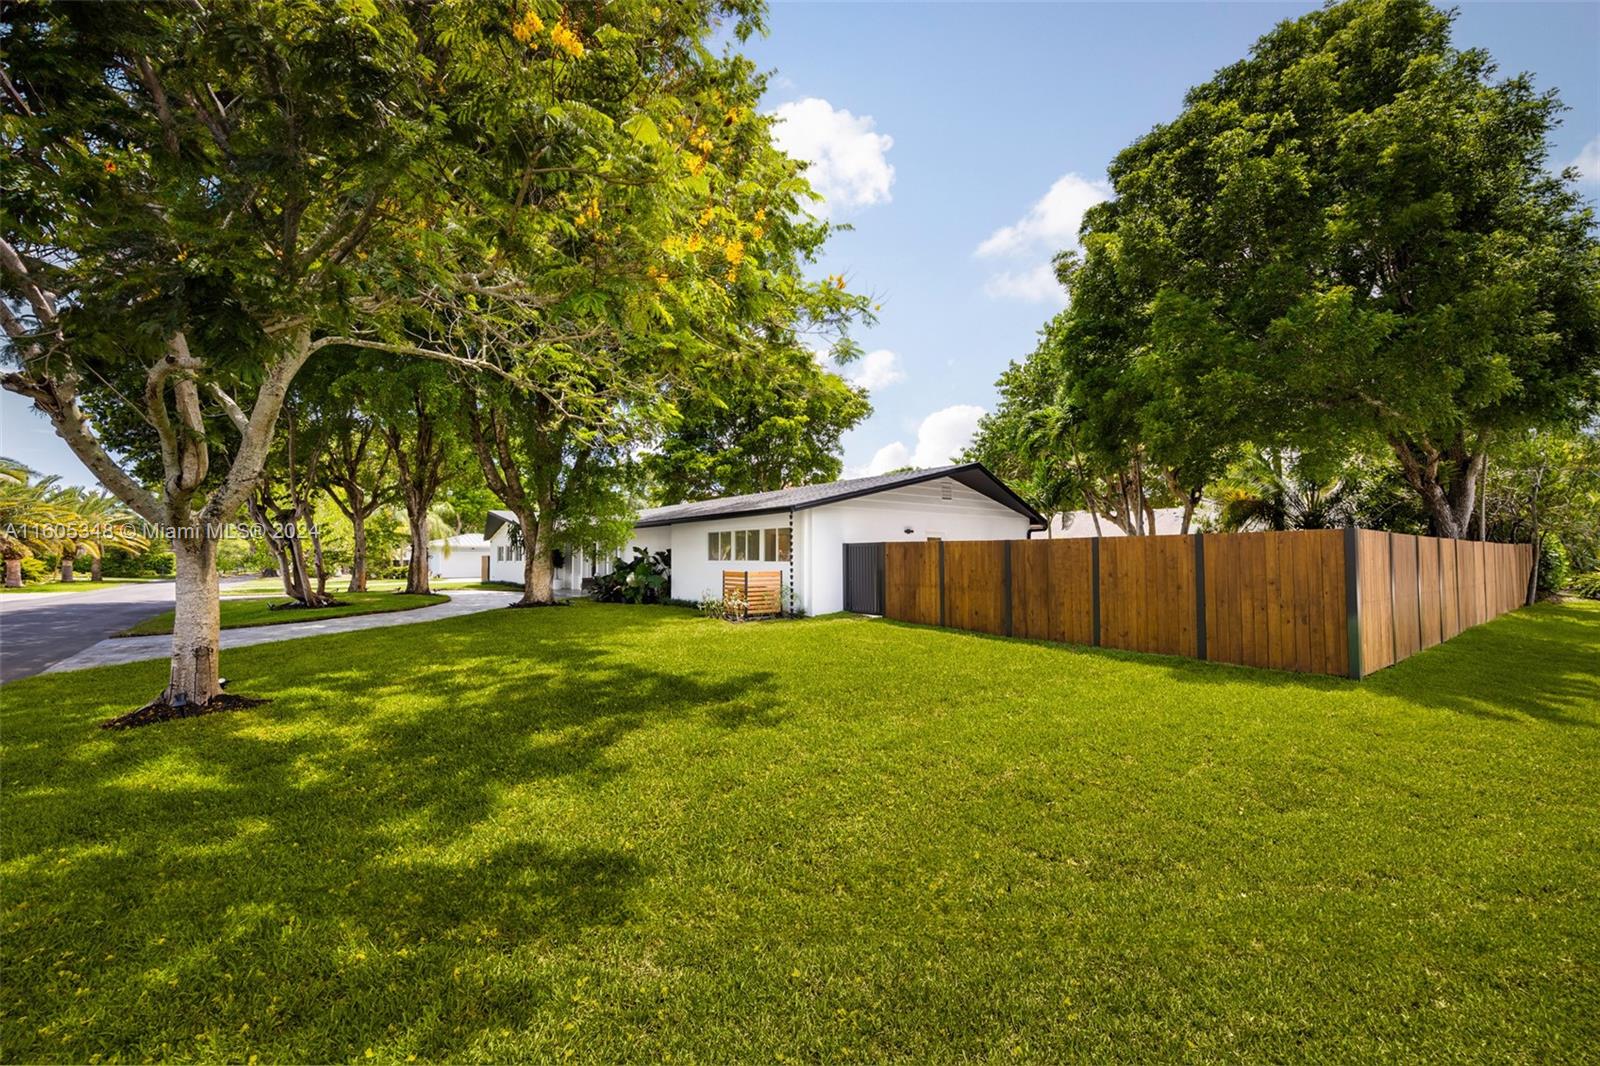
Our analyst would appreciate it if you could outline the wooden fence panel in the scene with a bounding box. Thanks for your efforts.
[1439,539,1462,641]
[1049,540,1096,646]
[943,541,1006,636]
[1418,536,1442,649]
[1009,540,1052,641]
[1357,530,1395,674]
[871,528,1528,679]
[1391,534,1422,664]
[1100,535,1196,658]
[1009,539,1095,645]
[884,542,939,627]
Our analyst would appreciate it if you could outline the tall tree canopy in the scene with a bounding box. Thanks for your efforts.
[1064,0,1600,537]
[648,345,870,504]
[0,1,450,706]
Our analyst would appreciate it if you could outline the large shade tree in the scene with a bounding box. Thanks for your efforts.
[0,2,451,707]
[1065,0,1600,538]
[433,3,870,605]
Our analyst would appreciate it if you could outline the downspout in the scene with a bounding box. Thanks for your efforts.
[787,508,796,615]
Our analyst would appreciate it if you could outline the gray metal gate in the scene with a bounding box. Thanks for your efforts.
[843,542,886,614]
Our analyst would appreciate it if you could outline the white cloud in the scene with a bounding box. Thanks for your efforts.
[975,171,1109,304]
[844,348,905,391]
[769,98,895,216]
[858,404,987,476]
[1572,136,1600,186]
[981,263,1069,307]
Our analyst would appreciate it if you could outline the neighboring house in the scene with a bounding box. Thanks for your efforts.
[422,533,492,580]
[482,511,617,592]
[1050,507,1195,538]
[482,464,1046,613]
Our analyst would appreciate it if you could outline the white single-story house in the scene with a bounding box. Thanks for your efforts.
[481,464,1046,613]
[421,533,492,580]
[1050,507,1194,538]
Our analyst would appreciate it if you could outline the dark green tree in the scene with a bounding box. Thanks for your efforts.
[648,345,870,503]
[1066,0,1600,538]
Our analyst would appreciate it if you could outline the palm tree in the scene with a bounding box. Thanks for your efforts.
[52,488,150,581]
[0,459,79,587]
[1213,450,1359,532]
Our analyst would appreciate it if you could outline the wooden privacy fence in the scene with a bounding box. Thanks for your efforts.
[722,569,782,617]
[865,530,1533,678]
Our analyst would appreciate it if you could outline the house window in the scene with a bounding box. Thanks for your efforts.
[497,546,504,561]
[710,527,790,562]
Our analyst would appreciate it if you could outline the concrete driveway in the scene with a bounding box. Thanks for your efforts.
[0,581,176,683]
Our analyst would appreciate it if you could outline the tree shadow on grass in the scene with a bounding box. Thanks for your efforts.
[0,604,781,1059]
[870,604,1600,729]
[1357,604,1600,729]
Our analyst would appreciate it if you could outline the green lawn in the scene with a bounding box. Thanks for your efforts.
[0,578,163,594]
[2,601,1596,1061]
[117,590,448,636]
[221,577,408,596]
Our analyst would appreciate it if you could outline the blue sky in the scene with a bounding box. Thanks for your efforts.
[3,0,1597,487]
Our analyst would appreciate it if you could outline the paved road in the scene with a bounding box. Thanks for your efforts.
[0,581,176,683]
[43,588,522,674]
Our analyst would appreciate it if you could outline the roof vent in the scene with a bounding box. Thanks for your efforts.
[940,483,953,500]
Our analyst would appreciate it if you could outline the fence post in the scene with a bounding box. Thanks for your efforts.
[1193,534,1208,662]
[937,540,946,628]
[743,571,749,620]
[1002,541,1013,637]
[1344,525,1362,680]
[1090,537,1102,647]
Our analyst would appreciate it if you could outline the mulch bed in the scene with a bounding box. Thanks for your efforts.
[507,600,571,609]
[101,693,269,730]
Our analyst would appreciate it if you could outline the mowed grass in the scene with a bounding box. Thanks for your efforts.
[0,578,163,595]
[221,578,407,597]
[1,601,1596,1062]
[118,591,449,636]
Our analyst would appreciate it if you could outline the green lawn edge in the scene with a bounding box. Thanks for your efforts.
[116,590,449,636]
[0,578,166,594]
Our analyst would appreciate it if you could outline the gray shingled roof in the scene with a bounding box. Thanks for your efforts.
[633,463,1045,529]
[482,464,1046,539]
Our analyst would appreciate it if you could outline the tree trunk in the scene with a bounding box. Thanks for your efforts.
[348,511,368,593]
[284,524,331,607]
[1392,435,1481,539]
[309,519,330,600]
[91,555,102,582]
[405,507,432,595]
[165,534,223,707]
[3,556,21,588]
[518,508,556,606]
[60,555,75,582]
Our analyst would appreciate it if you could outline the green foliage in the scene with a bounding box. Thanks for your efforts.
[1,601,1597,1059]
[16,556,50,584]
[1056,0,1600,534]
[1567,572,1600,599]
[100,543,176,578]
[1536,534,1571,595]
[591,548,671,604]
[649,345,871,503]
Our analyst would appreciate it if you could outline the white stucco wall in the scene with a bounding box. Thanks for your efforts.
[427,546,489,580]
[638,515,795,608]
[797,480,1034,614]
[630,476,1034,614]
